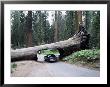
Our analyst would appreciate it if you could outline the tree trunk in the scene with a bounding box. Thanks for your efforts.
[11,29,90,62]
[75,11,79,32]
[54,11,58,42]
[75,11,82,32]
[26,31,32,47]
[25,11,33,47]
[78,11,82,25]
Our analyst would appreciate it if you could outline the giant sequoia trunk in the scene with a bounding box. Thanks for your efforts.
[11,29,90,62]
[25,11,33,47]
[75,11,82,32]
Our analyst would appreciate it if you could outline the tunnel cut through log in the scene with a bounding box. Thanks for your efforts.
[11,29,90,62]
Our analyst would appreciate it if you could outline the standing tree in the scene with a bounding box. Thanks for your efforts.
[84,11,100,48]
[42,11,50,44]
[75,11,82,32]
[58,11,66,41]
[32,11,42,45]
[32,11,50,45]
[54,11,58,42]
[90,11,100,48]
[85,11,93,33]
[75,11,78,33]
[11,11,20,48]
[25,11,33,47]
[65,11,75,39]
[78,11,82,25]
[11,11,26,49]
[19,11,26,47]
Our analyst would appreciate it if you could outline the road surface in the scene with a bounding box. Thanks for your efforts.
[11,54,100,77]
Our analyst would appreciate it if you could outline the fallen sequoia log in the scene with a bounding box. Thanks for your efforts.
[11,29,90,62]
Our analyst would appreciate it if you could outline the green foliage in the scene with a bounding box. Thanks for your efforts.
[62,11,76,40]
[11,63,17,73]
[90,11,100,48]
[63,49,100,64]
[40,49,60,55]
[32,11,51,45]
[85,11,100,49]
[11,63,17,68]
[11,11,26,48]
[65,11,75,37]
[11,11,100,49]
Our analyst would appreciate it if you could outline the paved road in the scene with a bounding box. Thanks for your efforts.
[26,54,100,77]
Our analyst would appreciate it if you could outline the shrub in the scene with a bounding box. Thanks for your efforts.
[63,49,100,64]
[11,63,17,73]
[11,63,17,68]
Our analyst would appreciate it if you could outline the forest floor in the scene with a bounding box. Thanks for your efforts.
[11,54,100,77]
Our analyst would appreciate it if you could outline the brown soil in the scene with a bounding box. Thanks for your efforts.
[11,60,46,77]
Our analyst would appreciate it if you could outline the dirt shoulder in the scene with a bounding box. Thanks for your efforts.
[11,61,46,77]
